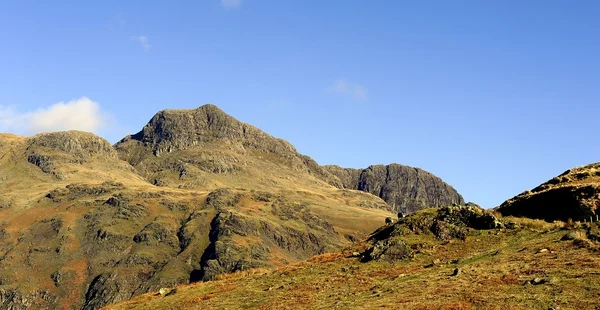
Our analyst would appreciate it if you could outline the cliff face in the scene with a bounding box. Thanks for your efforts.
[324,164,464,213]
[497,163,600,221]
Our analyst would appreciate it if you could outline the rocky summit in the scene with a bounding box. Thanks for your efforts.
[0,104,466,310]
[497,162,600,221]
[325,164,464,213]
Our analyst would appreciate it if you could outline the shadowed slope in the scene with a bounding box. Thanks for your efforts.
[498,163,600,221]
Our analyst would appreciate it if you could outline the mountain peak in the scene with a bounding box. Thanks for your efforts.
[117,104,298,158]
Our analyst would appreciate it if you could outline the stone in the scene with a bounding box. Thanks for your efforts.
[561,231,584,241]
[158,288,171,296]
[451,268,461,277]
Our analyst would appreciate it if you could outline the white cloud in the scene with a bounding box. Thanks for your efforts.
[0,97,108,135]
[221,0,242,9]
[131,35,150,51]
[329,79,368,100]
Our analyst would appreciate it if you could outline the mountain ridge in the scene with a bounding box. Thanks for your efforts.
[115,104,464,212]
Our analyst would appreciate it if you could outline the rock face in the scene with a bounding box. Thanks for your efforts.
[497,163,600,221]
[118,104,299,158]
[325,164,464,214]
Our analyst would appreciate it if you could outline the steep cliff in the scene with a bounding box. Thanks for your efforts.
[324,164,464,213]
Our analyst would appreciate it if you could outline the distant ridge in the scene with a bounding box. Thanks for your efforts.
[325,164,464,213]
[115,104,465,213]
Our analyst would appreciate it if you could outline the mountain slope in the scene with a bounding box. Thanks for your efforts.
[0,114,392,309]
[0,104,466,309]
[497,163,600,221]
[108,206,600,310]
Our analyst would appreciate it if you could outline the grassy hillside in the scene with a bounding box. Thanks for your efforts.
[108,207,600,310]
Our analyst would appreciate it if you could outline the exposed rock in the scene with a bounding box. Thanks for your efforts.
[357,164,464,214]
[498,163,600,221]
[323,165,362,189]
[561,231,585,241]
[27,131,118,159]
[360,239,414,262]
[505,221,519,229]
[451,268,461,277]
[368,205,503,243]
[527,277,557,285]
[196,206,338,281]
[158,288,176,296]
[82,272,142,310]
[324,164,464,214]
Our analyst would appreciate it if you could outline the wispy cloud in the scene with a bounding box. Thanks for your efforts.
[0,97,109,135]
[131,35,151,51]
[108,12,126,29]
[221,0,242,9]
[329,79,368,100]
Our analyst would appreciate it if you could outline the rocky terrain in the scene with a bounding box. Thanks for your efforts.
[108,205,600,309]
[0,105,465,309]
[497,162,600,221]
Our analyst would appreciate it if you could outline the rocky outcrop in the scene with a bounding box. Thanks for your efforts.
[361,205,502,262]
[325,164,464,214]
[194,190,341,281]
[27,131,118,159]
[323,165,362,189]
[116,104,299,158]
[497,163,600,221]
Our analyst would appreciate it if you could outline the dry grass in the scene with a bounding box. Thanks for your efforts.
[503,216,565,231]
[213,268,272,281]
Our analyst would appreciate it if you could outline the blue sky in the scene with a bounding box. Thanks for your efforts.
[1,1,599,208]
